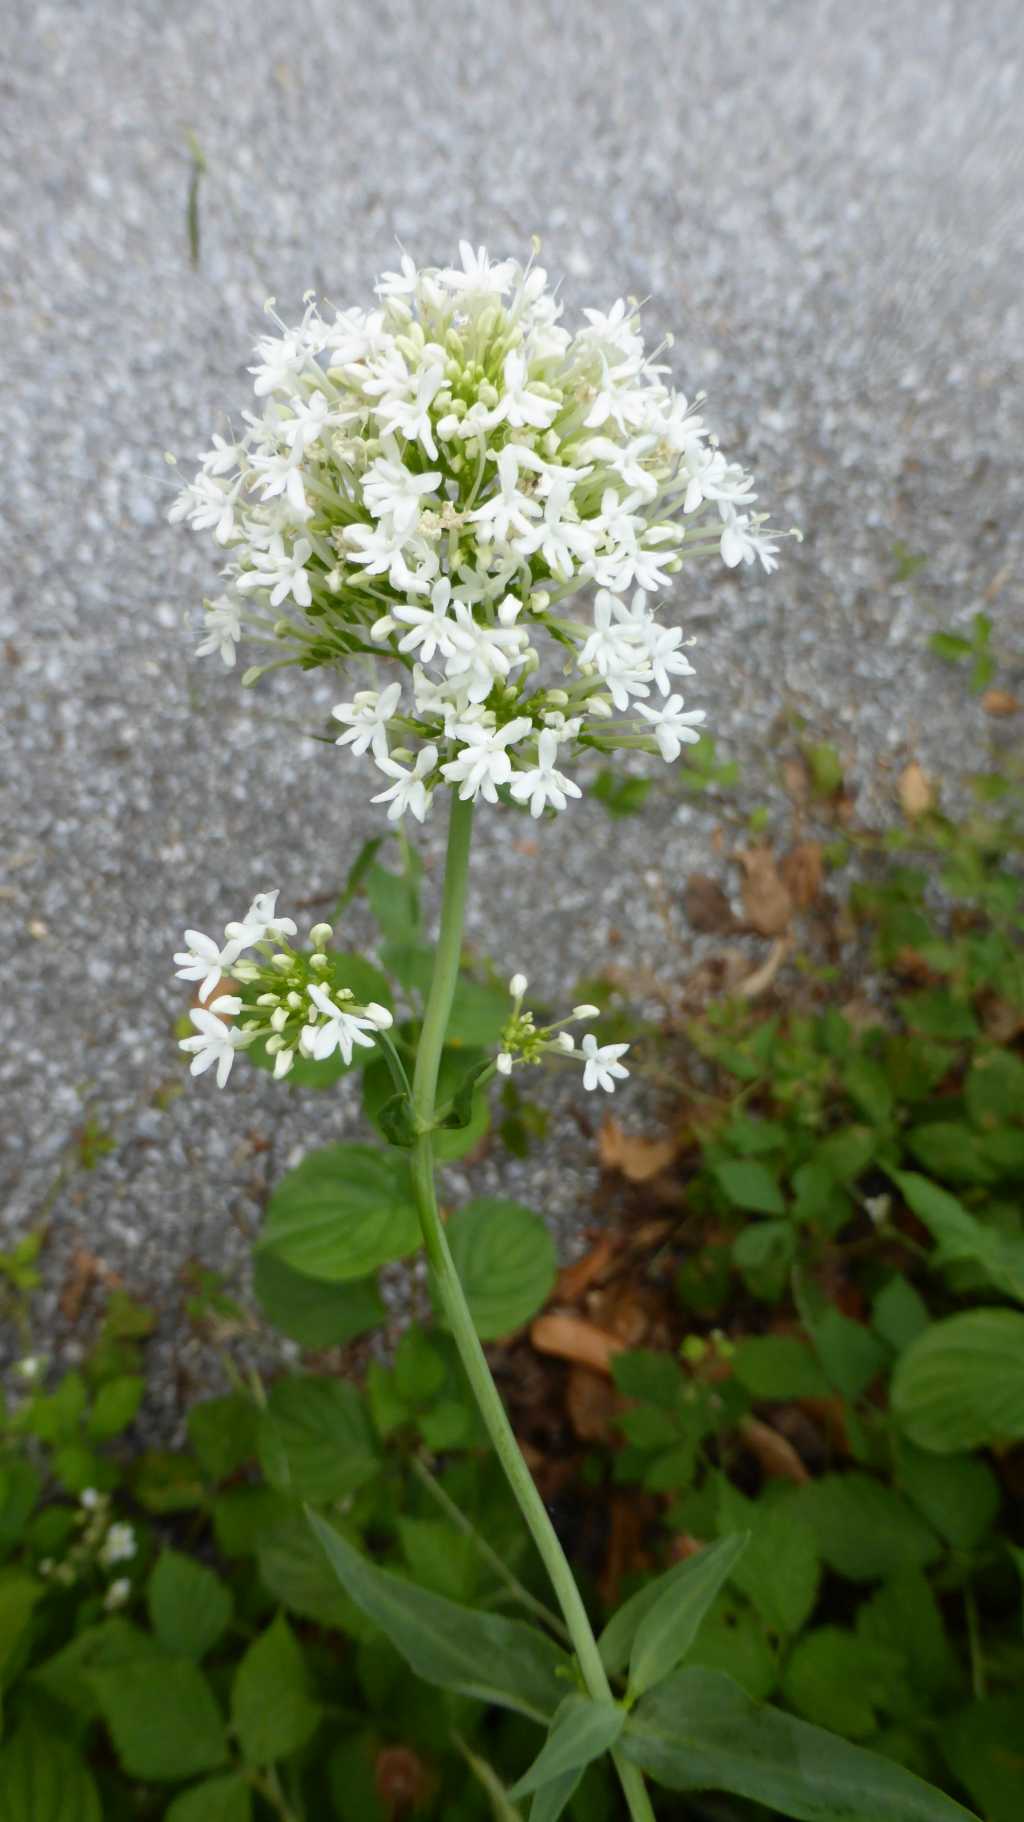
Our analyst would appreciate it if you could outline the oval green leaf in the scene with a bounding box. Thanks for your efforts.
[891,1308,1024,1452]
[444,1199,557,1340]
[258,1143,419,1282]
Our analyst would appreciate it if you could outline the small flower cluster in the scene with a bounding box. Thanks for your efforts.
[496,973,630,1094]
[171,243,793,822]
[38,1487,137,1610]
[174,890,392,1087]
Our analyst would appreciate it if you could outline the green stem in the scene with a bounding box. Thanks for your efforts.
[408,793,657,1822]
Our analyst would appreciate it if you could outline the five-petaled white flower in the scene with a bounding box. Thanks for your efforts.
[580,1033,631,1093]
[179,1001,247,1087]
[224,889,298,948]
[305,984,392,1063]
[173,931,241,1002]
[371,744,438,822]
[441,719,533,803]
[637,695,707,761]
[509,730,583,818]
[332,681,403,760]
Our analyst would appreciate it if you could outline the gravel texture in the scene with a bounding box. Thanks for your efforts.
[2,0,1023,1411]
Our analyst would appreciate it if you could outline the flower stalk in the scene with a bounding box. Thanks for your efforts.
[407,792,657,1822]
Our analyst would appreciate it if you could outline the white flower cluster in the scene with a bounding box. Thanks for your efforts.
[38,1488,137,1600]
[174,890,392,1087]
[497,973,630,1094]
[171,244,791,822]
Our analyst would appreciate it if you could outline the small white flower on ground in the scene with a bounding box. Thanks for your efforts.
[100,1523,137,1567]
[305,983,384,1063]
[332,681,402,760]
[104,1578,132,1612]
[637,695,707,761]
[173,931,241,1003]
[179,1001,246,1088]
[80,1488,103,1511]
[508,729,583,818]
[371,744,438,822]
[580,1032,631,1093]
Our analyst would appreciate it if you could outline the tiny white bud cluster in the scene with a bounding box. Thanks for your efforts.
[171,244,791,825]
[174,891,393,1088]
[495,973,630,1093]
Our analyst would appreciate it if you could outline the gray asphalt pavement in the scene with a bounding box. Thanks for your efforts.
[2,0,1022,1403]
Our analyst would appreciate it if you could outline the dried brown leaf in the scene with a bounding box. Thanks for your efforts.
[598,1114,677,1183]
[736,847,793,937]
[981,688,1020,717]
[530,1312,624,1376]
[566,1363,620,1442]
[737,936,792,1001]
[738,1415,810,1484]
[898,761,934,819]
[555,1234,619,1304]
[779,842,823,908]
[683,873,737,933]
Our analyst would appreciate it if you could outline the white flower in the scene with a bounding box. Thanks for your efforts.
[509,729,582,818]
[495,352,558,431]
[332,681,402,760]
[224,889,298,948]
[637,694,707,761]
[580,1033,630,1093]
[362,452,441,537]
[80,1488,103,1511]
[195,594,244,667]
[393,577,460,662]
[720,509,779,573]
[441,240,517,301]
[100,1523,137,1567]
[179,1002,247,1088]
[173,930,241,1003]
[578,592,651,708]
[305,984,386,1063]
[371,744,438,822]
[441,718,533,803]
[168,472,242,545]
[237,534,313,608]
[374,361,446,460]
[104,1578,132,1612]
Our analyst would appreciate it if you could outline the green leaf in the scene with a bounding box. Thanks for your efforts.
[247,952,393,1087]
[965,1049,1024,1126]
[612,1350,681,1408]
[796,1473,941,1581]
[732,1336,831,1400]
[90,1657,227,1781]
[900,990,978,1041]
[732,1220,795,1300]
[621,1668,975,1820]
[891,1309,1024,1451]
[253,1252,385,1348]
[892,1171,1024,1302]
[166,1776,253,1822]
[376,1091,418,1148]
[86,1374,144,1440]
[0,1572,42,1684]
[858,1573,962,1704]
[843,1056,893,1125]
[446,977,511,1047]
[805,742,844,797]
[363,1044,490,1161]
[929,631,974,662]
[147,1550,233,1660]
[257,1513,373,1638]
[872,1278,931,1352]
[593,769,652,817]
[398,1518,478,1603]
[685,1594,777,1701]
[626,1534,750,1699]
[941,1696,1024,1822]
[258,1375,378,1502]
[895,1441,1001,1550]
[444,1200,557,1339]
[366,861,420,943]
[187,1395,259,1482]
[258,1143,420,1282]
[718,1487,820,1637]
[713,1159,785,1214]
[509,1696,624,1799]
[781,1627,903,1738]
[527,1773,582,1821]
[0,1725,100,1822]
[598,1544,729,1678]
[231,1613,321,1767]
[394,1325,447,1401]
[308,1510,570,1721]
[806,1306,889,1400]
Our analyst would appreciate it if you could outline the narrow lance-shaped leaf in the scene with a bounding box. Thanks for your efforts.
[508,1696,625,1800]
[622,1668,978,1822]
[627,1532,750,1699]
[598,1533,748,1680]
[308,1510,570,1722]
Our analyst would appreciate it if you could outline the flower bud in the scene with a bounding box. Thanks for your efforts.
[496,1052,513,1075]
[310,952,331,973]
[309,923,333,948]
[572,1004,600,1020]
[270,1007,288,1033]
[270,953,292,973]
[365,1002,393,1029]
[509,973,528,999]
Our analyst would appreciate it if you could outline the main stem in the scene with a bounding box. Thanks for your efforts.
[409,794,656,1822]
